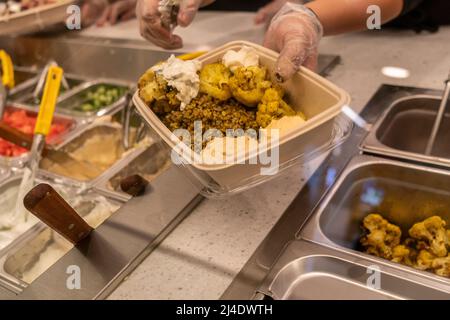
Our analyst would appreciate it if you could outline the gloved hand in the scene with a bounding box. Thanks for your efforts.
[96,0,137,26]
[263,2,323,81]
[136,0,214,49]
[81,0,109,27]
[254,0,306,25]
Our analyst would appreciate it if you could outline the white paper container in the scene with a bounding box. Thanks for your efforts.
[134,41,352,196]
[0,0,76,36]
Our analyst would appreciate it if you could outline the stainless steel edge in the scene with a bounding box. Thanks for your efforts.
[8,74,87,104]
[257,240,449,300]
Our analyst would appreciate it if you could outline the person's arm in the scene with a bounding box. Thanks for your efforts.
[264,0,404,81]
[306,0,404,35]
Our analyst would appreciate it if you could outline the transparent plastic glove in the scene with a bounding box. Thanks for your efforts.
[263,2,323,81]
[254,0,305,25]
[136,0,214,49]
[81,0,109,27]
[96,0,137,26]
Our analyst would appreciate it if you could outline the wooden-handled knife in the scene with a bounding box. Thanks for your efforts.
[23,183,93,244]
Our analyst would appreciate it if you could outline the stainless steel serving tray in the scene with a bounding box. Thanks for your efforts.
[0,167,10,183]
[38,121,149,189]
[0,173,124,293]
[258,240,449,300]
[94,142,171,201]
[361,95,450,169]
[55,79,133,120]
[8,74,85,105]
[9,67,38,95]
[0,103,80,168]
[301,154,450,291]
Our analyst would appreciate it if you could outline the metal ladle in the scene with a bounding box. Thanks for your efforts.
[425,70,450,155]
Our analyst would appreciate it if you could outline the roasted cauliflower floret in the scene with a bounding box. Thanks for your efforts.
[138,69,180,115]
[431,255,450,277]
[391,245,416,267]
[409,216,449,257]
[199,63,232,101]
[256,88,299,128]
[360,213,402,260]
[138,69,164,103]
[415,249,435,270]
[229,66,271,107]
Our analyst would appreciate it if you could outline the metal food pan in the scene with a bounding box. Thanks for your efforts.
[9,75,85,106]
[301,154,450,285]
[10,67,38,95]
[258,240,449,300]
[0,167,10,183]
[38,122,148,189]
[0,103,79,168]
[0,173,124,292]
[55,79,132,119]
[94,142,171,201]
[361,95,450,168]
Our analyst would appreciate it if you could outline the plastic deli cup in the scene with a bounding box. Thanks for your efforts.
[134,41,353,197]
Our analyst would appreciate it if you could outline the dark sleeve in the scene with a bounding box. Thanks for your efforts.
[401,0,424,15]
[387,0,447,32]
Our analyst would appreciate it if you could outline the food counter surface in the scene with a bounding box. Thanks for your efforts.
[101,24,450,299]
[104,26,450,299]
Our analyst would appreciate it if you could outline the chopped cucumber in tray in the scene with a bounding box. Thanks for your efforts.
[75,85,127,112]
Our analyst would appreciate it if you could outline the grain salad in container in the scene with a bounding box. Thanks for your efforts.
[133,41,352,197]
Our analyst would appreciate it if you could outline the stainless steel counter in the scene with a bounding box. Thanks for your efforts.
[223,84,449,299]
[109,27,450,300]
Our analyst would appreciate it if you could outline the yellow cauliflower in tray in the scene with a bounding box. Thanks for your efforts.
[256,88,299,128]
[229,66,271,107]
[360,213,402,260]
[199,63,232,101]
[391,245,416,267]
[431,255,450,277]
[415,249,435,270]
[409,216,449,257]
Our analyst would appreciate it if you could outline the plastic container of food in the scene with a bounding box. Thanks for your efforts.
[134,41,352,196]
[0,0,77,36]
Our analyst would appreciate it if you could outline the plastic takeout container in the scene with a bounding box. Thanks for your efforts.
[134,41,352,196]
[0,0,77,36]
